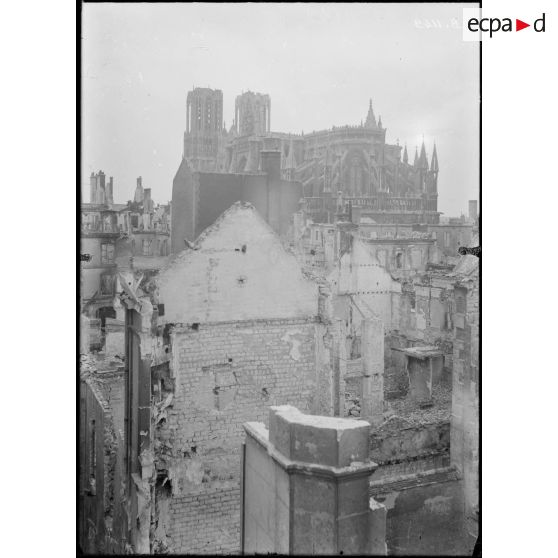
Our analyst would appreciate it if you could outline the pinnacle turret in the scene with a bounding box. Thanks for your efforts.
[418,140,429,170]
[430,143,439,172]
[364,99,377,128]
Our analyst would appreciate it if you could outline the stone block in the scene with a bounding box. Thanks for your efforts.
[292,508,335,555]
[243,406,381,555]
[338,476,370,516]
[269,405,370,467]
[338,511,370,555]
[293,474,336,514]
[269,405,295,459]
[292,421,339,466]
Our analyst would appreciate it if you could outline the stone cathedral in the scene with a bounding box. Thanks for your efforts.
[182,87,440,224]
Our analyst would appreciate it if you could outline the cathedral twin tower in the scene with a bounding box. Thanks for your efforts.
[181,86,440,225]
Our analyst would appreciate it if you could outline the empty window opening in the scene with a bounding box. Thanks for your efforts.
[101,243,115,264]
[89,420,96,495]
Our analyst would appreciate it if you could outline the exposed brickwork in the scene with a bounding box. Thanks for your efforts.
[168,486,241,553]
[156,318,320,554]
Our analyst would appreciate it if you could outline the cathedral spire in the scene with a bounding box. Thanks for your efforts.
[378,115,383,129]
[418,139,429,170]
[403,144,409,164]
[430,143,439,172]
[365,99,377,128]
[413,146,419,167]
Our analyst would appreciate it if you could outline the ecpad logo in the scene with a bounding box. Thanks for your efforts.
[467,12,546,38]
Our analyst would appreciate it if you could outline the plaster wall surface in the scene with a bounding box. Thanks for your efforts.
[81,237,115,269]
[159,203,318,324]
[104,318,125,358]
[328,237,401,329]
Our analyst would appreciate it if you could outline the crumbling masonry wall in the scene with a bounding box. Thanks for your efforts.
[450,281,479,540]
[154,318,323,554]
[386,280,456,394]
[372,475,472,555]
[79,376,123,554]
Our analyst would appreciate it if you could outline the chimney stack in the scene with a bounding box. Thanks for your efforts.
[245,138,261,172]
[143,188,152,213]
[106,177,114,205]
[468,200,478,221]
[89,172,97,204]
[260,150,281,182]
[134,176,144,203]
[98,171,106,205]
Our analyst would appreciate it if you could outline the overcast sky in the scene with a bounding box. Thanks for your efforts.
[82,2,479,216]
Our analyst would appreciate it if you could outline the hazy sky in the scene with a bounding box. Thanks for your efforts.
[82,2,479,216]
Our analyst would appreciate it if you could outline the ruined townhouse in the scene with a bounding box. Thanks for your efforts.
[329,230,479,554]
[82,174,119,321]
[115,176,171,271]
[111,202,350,554]
[81,173,172,359]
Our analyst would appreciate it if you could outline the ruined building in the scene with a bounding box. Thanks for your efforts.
[81,197,119,327]
[80,88,479,556]
[114,176,171,272]
[81,174,171,358]
[80,199,479,555]
[86,202,349,554]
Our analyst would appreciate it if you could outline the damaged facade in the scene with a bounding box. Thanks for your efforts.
[80,174,172,359]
